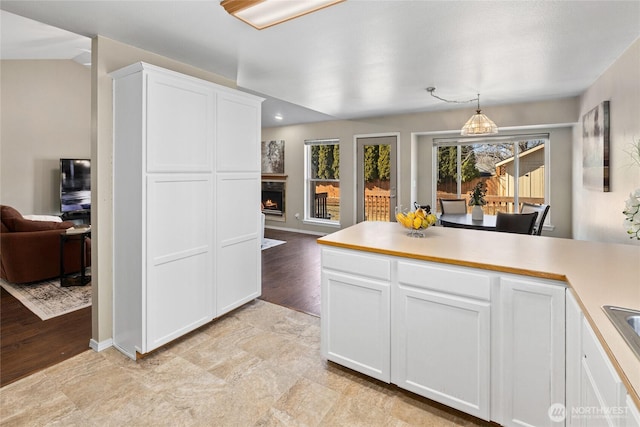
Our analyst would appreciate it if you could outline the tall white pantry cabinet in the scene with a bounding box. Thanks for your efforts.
[111,62,263,359]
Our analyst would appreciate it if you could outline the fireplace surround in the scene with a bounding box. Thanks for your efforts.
[261,178,286,218]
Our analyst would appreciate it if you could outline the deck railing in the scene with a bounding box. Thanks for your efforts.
[436,192,544,214]
[365,194,390,221]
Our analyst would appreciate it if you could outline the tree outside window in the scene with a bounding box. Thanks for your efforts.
[305,139,340,222]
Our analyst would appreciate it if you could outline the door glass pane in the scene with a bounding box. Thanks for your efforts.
[364,144,391,221]
[518,140,545,205]
[435,138,546,215]
[309,143,339,221]
[465,142,514,214]
[436,146,461,214]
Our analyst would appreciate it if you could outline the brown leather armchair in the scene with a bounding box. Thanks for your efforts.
[0,205,91,284]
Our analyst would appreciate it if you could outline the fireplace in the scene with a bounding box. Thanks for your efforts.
[261,181,285,217]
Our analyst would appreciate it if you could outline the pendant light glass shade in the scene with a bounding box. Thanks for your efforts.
[461,109,498,136]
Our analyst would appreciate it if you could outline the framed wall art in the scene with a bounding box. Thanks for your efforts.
[582,100,610,192]
[261,140,285,174]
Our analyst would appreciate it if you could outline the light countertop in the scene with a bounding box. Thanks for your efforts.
[317,221,640,407]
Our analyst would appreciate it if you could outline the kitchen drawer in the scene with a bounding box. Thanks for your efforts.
[322,248,391,281]
[397,260,492,301]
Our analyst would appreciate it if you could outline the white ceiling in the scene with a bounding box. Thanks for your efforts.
[1,1,639,128]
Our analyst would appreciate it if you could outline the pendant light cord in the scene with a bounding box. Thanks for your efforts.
[426,87,479,105]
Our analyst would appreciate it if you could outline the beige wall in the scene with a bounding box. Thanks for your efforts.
[573,38,640,246]
[263,98,577,239]
[91,36,236,345]
[0,60,90,214]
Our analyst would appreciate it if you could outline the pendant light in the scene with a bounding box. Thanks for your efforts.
[460,94,498,136]
[426,87,498,136]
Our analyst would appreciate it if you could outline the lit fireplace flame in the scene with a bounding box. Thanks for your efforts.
[264,199,278,209]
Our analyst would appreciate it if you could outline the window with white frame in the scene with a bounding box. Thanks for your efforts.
[304,139,340,223]
[433,134,549,218]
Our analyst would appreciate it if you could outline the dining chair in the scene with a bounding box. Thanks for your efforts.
[439,199,467,214]
[520,203,550,236]
[495,212,538,235]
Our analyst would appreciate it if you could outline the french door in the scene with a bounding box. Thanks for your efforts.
[356,135,397,223]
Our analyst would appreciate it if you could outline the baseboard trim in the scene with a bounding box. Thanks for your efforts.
[265,225,328,236]
[89,338,113,352]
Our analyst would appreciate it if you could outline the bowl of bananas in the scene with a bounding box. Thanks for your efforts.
[395,205,437,237]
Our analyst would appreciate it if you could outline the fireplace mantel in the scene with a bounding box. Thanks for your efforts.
[262,174,287,181]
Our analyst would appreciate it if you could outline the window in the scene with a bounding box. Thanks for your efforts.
[433,134,548,217]
[304,139,340,223]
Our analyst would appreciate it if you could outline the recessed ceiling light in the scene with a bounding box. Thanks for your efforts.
[274,114,283,121]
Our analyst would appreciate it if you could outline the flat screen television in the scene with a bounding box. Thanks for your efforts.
[60,158,91,213]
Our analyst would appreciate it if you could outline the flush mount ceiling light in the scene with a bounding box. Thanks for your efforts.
[426,87,498,136]
[220,0,345,30]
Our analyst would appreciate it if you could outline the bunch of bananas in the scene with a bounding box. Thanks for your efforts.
[396,208,437,230]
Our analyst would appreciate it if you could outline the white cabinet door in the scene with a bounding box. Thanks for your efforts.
[500,276,566,427]
[580,317,627,427]
[626,394,640,427]
[145,174,213,353]
[146,71,214,173]
[321,270,391,382]
[216,91,261,173]
[395,261,492,420]
[566,290,584,427]
[215,173,261,316]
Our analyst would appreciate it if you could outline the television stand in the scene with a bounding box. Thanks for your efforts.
[61,211,90,225]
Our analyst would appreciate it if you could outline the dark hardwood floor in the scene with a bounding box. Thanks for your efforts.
[0,287,92,387]
[261,228,322,317]
[1,228,320,387]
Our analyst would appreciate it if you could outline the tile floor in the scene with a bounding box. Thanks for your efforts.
[0,300,487,426]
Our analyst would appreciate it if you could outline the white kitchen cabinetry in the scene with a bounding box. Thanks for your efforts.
[580,316,627,427]
[214,90,262,316]
[394,261,493,420]
[321,248,391,382]
[499,275,566,427]
[112,62,262,359]
[566,290,584,427]
[626,394,640,427]
[565,291,640,427]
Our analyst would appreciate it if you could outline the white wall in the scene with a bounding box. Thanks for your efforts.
[263,97,577,238]
[0,60,91,215]
[572,38,640,245]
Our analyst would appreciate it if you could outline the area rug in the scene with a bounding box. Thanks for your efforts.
[0,277,91,321]
[261,238,286,250]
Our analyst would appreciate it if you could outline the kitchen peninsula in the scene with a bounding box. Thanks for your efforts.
[318,221,640,426]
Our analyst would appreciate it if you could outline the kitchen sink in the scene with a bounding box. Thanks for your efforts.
[602,305,640,360]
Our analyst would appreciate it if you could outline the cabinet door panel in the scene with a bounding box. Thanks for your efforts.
[395,286,490,420]
[216,173,260,244]
[216,238,260,316]
[322,271,390,382]
[146,252,212,352]
[216,173,261,315]
[580,317,626,427]
[216,92,260,172]
[146,73,214,173]
[147,175,212,264]
[501,277,565,427]
[145,175,213,353]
